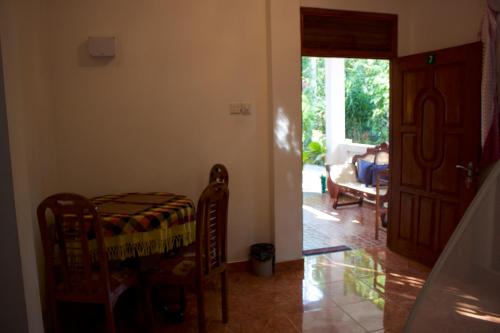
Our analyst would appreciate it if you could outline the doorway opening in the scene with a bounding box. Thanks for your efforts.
[302,56,390,254]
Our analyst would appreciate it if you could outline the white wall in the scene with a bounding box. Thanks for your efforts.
[0,33,30,333]
[47,0,272,263]
[268,0,303,262]
[0,0,56,331]
[406,0,485,56]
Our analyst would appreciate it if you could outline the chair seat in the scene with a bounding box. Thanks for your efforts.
[55,268,139,303]
[328,163,388,196]
[145,258,196,286]
[179,243,196,258]
[337,181,388,196]
[329,163,358,183]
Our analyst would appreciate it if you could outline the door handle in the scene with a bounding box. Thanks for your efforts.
[456,162,475,188]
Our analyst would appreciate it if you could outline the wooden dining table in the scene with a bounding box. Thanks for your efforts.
[89,192,196,261]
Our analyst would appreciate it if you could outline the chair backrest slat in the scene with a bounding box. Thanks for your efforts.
[195,182,229,278]
[352,142,389,166]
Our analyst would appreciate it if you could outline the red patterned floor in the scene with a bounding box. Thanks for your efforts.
[303,192,387,251]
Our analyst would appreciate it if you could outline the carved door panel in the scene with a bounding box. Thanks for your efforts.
[389,43,482,266]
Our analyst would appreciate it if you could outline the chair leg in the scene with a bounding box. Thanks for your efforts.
[221,270,229,323]
[179,287,186,314]
[143,286,155,333]
[196,288,207,333]
[104,301,117,333]
[48,296,60,333]
[134,286,145,333]
[332,186,340,209]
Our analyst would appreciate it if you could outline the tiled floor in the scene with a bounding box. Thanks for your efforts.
[302,164,387,251]
[303,192,386,251]
[152,247,430,332]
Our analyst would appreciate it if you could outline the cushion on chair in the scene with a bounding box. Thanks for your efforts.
[328,163,358,184]
[110,268,138,286]
[357,159,374,186]
[371,164,389,186]
[172,260,196,277]
[146,257,196,286]
[55,267,138,297]
[375,151,389,165]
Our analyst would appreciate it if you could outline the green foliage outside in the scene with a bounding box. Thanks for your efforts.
[345,59,389,144]
[302,57,389,165]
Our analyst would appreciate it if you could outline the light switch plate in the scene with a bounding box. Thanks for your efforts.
[229,103,241,115]
[229,102,252,115]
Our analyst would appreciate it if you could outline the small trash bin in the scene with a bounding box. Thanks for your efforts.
[250,243,275,277]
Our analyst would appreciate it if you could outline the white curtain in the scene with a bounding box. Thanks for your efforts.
[481,0,500,165]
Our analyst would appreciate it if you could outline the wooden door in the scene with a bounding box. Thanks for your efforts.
[388,42,482,266]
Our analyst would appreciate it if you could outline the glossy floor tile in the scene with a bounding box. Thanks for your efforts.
[303,192,387,251]
[151,247,430,333]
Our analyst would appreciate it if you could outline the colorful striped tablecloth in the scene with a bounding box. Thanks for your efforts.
[90,192,196,260]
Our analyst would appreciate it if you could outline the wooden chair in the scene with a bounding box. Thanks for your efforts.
[375,169,389,240]
[174,164,229,258]
[144,182,229,333]
[209,163,229,185]
[37,193,140,333]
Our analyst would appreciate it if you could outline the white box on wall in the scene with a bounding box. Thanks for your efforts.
[88,37,116,57]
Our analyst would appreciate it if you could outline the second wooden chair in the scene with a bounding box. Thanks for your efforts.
[143,181,230,333]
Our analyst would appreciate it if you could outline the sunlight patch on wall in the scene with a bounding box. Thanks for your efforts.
[275,107,301,157]
[275,107,290,151]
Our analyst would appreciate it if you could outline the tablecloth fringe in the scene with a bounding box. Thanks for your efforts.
[105,233,193,260]
[85,221,196,261]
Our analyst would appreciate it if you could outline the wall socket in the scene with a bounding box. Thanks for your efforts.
[229,103,252,116]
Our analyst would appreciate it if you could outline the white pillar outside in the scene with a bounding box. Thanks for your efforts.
[325,58,346,164]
